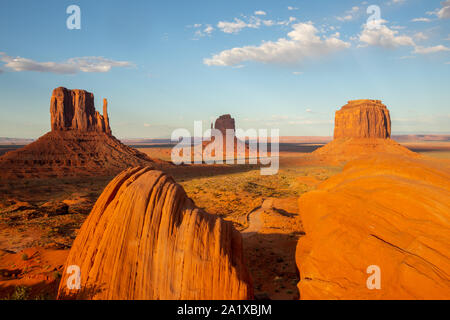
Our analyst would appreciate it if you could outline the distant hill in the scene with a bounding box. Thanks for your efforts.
[0,137,35,145]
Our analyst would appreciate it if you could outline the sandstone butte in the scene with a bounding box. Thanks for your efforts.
[58,167,253,300]
[0,87,165,179]
[201,114,251,161]
[312,99,416,163]
[334,99,391,139]
[295,154,450,299]
[214,114,236,136]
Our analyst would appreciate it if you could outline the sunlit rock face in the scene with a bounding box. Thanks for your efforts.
[296,155,450,300]
[334,99,391,139]
[58,167,253,300]
[0,87,161,179]
[50,87,111,134]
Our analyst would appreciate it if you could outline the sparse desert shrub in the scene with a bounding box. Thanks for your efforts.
[10,286,29,300]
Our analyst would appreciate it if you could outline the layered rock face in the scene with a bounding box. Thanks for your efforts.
[214,114,236,136]
[296,155,450,299]
[334,100,391,139]
[0,88,164,179]
[50,87,111,134]
[58,167,253,300]
[313,99,412,163]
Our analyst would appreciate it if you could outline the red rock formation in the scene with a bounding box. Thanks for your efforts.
[312,100,413,164]
[50,87,111,134]
[58,167,253,300]
[0,88,167,179]
[295,155,450,299]
[334,99,391,139]
[215,114,236,136]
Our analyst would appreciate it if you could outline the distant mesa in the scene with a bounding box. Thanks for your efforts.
[0,87,166,179]
[58,167,253,300]
[214,114,236,136]
[313,99,415,163]
[334,100,391,139]
[201,114,250,161]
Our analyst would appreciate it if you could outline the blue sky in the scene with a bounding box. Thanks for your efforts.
[0,0,449,138]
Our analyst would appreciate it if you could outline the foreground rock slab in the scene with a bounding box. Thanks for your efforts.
[296,155,450,299]
[58,167,253,300]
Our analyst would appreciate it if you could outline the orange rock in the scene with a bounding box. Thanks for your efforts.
[295,155,450,299]
[312,100,414,164]
[57,167,253,300]
[50,87,111,134]
[334,100,391,139]
[312,138,417,164]
[0,88,168,179]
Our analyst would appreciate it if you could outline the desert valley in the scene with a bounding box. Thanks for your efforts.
[0,88,448,300]
[1,1,450,305]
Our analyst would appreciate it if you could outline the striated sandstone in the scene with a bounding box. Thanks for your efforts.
[58,167,253,300]
[312,100,412,164]
[50,87,111,134]
[296,155,450,299]
[334,99,391,139]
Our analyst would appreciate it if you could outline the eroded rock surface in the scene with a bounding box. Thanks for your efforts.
[312,100,413,164]
[58,167,253,300]
[334,99,391,139]
[50,87,111,134]
[0,87,165,179]
[296,155,450,299]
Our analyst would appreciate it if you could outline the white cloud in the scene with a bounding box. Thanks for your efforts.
[437,0,450,19]
[337,15,353,22]
[414,45,450,54]
[428,1,450,19]
[193,24,215,38]
[254,10,266,16]
[446,61,450,64]
[292,71,303,75]
[412,17,432,22]
[358,21,450,55]
[337,6,360,22]
[0,52,132,74]
[144,123,151,127]
[414,32,428,41]
[217,15,296,34]
[287,6,298,11]
[204,25,214,34]
[217,18,257,34]
[359,21,415,48]
[204,22,350,66]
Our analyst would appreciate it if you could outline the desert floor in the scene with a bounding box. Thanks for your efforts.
[0,139,449,300]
